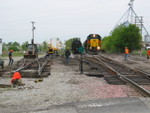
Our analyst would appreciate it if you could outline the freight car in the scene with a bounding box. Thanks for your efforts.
[71,39,82,54]
[84,34,101,54]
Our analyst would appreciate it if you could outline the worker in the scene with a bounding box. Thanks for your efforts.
[8,50,14,66]
[147,48,150,59]
[65,49,71,63]
[124,47,129,61]
[11,72,22,87]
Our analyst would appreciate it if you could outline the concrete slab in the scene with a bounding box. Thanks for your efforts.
[29,97,150,113]
[29,106,78,113]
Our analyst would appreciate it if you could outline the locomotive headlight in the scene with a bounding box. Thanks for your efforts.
[93,34,96,37]
[97,46,100,50]
[90,47,92,49]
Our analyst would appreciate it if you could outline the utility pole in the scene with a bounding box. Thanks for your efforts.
[31,21,35,44]
[0,38,2,56]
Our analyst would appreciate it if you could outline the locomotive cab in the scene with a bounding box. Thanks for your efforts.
[24,44,38,59]
[84,34,101,54]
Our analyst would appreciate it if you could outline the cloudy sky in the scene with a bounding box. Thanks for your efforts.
[0,0,150,44]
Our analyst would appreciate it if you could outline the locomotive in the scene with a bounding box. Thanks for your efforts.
[71,39,82,54]
[84,34,101,54]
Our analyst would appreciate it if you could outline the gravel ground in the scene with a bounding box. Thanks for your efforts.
[0,54,150,112]
[2,56,23,66]
[0,56,129,112]
[102,53,150,72]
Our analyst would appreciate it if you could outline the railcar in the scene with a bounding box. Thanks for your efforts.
[84,34,101,54]
[71,39,82,54]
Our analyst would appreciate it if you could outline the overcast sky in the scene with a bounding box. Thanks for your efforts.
[0,0,150,44]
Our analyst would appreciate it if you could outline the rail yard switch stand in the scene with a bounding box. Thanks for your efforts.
[80,53,84,74]
[78,47,84,74]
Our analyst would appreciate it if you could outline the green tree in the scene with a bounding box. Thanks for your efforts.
[102,36,112,51]
[2,42,7,51]
[7,42,13,46]
[42,41,48,52]
[21,41,29,51]
[12,42,20,47]
[65,38,80,50]
[6,42,20,51]
[8,46,20,51]
[37,45,42,52]
[102,24,142,52]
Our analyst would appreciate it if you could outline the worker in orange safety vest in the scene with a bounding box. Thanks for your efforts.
[11,72,22,87]
[124,47,129,61]
[147,48,150,59]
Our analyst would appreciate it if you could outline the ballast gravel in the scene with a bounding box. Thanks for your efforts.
[0,57,141,112]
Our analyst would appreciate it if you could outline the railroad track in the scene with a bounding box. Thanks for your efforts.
[3,57,52,78]
[83,54,150,97]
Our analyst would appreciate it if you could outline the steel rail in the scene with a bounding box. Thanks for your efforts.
[119,75,150,97]
[98,54,150,79]
[36,59,41,73]
[84,55,150,97]
[38,60,48,75]
[12,59,37,73]
[12,58,26,73]
[12,57,43,73]
[134,68,150,78]
[95,56,150,97]
[84,56,119,76]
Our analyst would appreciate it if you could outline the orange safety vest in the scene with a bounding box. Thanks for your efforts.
[147,50,150,56]
[11,72,22,83]
[125,48,129,54]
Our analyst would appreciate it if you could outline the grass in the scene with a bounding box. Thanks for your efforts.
[1,51,45,60]
[132,50,147,56]
[1,51,24,57]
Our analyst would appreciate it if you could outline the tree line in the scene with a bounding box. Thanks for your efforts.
[102,24,142,53]
[2,41,49,52]
[64,24,142,53]
[4,24,142,54]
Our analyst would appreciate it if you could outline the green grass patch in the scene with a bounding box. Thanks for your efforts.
[128,50,147,56]
[1,52,23,57]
